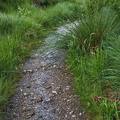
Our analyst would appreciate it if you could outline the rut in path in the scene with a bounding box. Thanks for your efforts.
[6,23,86,120]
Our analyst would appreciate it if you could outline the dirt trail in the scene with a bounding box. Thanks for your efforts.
[6,23,86,120]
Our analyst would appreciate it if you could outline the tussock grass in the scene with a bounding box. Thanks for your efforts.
[62,1,120,119]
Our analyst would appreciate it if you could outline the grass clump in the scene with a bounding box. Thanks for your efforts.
[62,0,120,119]
[0,15,42,109]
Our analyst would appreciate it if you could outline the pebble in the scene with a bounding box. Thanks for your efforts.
[42,67,45,70]
[23,93,27,96]
[65,86,71,91]
[64,98,67,101]
[48,54,53,58]
[79,112,82,116]
[52,91,57,94]
[23,70,27,73]
[23,69,33,73]
[72,115,76,118]
[23,107,26,111]
[20,88,23,92]
[67,99,70,102]
[53,65,57,68]
[31,96,36,100]
[34,54,39,57]
[27,70,33,73]
[67,107,70,110]
[51,83,54,85]
[65,114,67,118]
[31,93,34,95]
[45,98,51,102]
[69,111,73,115]
[45,86,52,89]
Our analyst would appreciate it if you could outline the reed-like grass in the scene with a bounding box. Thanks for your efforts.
[62,1,120,119]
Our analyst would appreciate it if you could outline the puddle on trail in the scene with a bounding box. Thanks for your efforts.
[6,22,86,120]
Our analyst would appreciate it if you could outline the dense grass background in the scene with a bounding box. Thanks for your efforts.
[61,0,120,119]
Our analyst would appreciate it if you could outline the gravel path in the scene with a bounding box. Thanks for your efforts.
[6,23,86,120]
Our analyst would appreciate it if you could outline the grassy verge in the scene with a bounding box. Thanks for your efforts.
[62,0,120,119]
[0,0,80,112]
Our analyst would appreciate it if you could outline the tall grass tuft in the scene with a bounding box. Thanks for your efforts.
[64,7,119,54]
[63,1,120,119]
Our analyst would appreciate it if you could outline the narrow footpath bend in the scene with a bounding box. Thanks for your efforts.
[6,23,86,120]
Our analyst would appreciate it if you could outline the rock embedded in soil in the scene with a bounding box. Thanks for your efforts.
[52,91,57,95]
